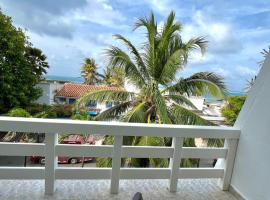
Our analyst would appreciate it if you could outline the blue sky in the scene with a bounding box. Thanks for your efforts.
[1,0,269,92]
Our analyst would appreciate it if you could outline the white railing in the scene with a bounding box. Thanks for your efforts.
[0,117,240,195]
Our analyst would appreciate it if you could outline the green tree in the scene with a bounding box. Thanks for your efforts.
[221,96,246,126]
[103,66,125,87]
[81,58,103,85]
[0,10,49,113]
[77,11,226,167]
[5,108,32,142]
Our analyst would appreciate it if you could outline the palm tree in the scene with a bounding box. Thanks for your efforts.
[77,11,226,167]
[103,66,125,87]
[245,76,256,92]
[81,58,103,85]
[246,47,270,92]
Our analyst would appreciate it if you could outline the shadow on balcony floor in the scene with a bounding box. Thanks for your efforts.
[0,179,241,200]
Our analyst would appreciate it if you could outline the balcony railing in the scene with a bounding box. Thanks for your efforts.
[0,117,240,195]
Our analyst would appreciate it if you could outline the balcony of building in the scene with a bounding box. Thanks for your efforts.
[0,55,269,200]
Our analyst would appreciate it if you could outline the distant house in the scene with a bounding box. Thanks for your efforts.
[36,80,68,105]
[54,83,122,114]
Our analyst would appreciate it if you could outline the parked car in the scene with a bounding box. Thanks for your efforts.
[30,134,95,164]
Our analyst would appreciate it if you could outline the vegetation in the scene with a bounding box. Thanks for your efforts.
[8,108,31,118]
[77,11,226,167]
[103,66,125,87]
[81,58,103,85]
[27,104,73,118]
[0,10,49,113]
[221,96,246,126]
[71,109,89,120]
[3,108,33,142]
[246,47,270,92]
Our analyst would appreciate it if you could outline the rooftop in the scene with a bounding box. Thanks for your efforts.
[55,83,122,98]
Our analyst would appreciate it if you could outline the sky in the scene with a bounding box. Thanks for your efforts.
[0,0,269,92]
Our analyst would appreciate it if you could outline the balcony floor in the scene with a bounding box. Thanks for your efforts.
[0,179,241,200]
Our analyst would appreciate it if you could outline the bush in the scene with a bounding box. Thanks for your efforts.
[25,104,52,115]
[8,108,31,117]
[33,104,73,118]
[51,104,73,118]
[71,109,89,120]
[34,110,57,119]
[221,96,246,126]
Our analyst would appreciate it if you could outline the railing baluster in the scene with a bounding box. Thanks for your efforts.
[169,137,183,192]
[218,138,238,190]
[45,133,58,195]
[110,135,123,194]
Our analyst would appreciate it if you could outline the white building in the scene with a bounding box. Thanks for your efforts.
[36,80,67,105]
[54,83,121,114]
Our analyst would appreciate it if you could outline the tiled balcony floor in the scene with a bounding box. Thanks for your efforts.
[0,179,241,200]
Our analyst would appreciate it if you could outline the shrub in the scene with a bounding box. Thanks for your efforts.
[34,110,57,119]
[25,104,52,115]
[221,96,246,126]
[51,104,73,118]
[71,109,89,120]
[8,108,31,117]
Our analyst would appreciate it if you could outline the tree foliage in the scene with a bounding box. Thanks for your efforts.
[0,9,49,113]
[221,96,246,126]
[81,58,103,85]
[77,11,226,167]
[8,108,31,118]
[102,66,125,87]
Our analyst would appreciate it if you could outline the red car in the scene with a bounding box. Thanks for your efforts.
[30,135,95,164]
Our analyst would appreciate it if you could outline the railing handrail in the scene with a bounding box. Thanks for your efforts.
[0,117,240,138]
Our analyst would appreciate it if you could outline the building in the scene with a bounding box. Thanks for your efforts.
[35,80,67,105]
[0,55,270,199]
[54,83,122,114]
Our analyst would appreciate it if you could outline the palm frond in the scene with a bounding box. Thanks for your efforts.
[206,138,224,147]
[137,135,169,167]
[259,46,270,66]
[170,103,213,125]
[133,12,157,78]
[106,46,146,87]
[114,34,150,81]
[76,90,134,107]
[158,49,184,83]
[166,94,197,109]
[183,37,208,55]
[94,101,132,121]
[121,101,147,123]
[166,72,226,98]
[158,11,182,50]
[154,90,172,124]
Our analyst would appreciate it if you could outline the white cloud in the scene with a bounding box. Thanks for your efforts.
[1,0,127,38]
[211,67,231,78]
[235,66,257,76]
[147,0,172,15]
[182,11,242,55]
[72,0,126,28]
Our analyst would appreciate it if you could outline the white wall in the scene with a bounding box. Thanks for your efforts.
[36,83,51,105]
[231,54,270,200]
[36,82,65,105]
[49,82,65,104]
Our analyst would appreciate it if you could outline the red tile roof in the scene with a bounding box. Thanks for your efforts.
[55,83,123,98]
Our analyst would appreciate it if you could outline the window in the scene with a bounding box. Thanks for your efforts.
[58,97,66,103]
[68,98,76,104]
[86,100,97,108]
[106,101,113,108]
